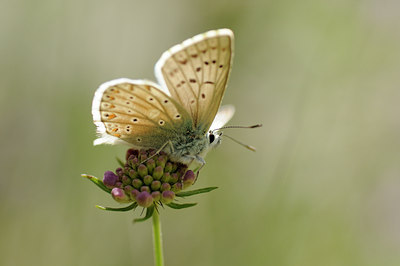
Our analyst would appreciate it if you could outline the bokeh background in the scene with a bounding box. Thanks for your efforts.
[1,0,400,265]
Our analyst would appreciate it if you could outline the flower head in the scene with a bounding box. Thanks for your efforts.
[102,149,191,208]
[83,148,218,219]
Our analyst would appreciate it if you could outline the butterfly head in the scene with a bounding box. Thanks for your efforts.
[207,130,223,150]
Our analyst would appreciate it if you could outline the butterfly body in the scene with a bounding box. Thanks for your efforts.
[170,128,207,156]
[92,29,235,166]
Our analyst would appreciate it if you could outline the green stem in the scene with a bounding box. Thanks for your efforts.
[152,210,164,266]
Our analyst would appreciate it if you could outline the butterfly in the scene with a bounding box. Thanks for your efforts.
[92,29,246,168]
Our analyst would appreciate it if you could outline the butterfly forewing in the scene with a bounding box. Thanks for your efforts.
[92,78,192,148]
[155,29,234,132]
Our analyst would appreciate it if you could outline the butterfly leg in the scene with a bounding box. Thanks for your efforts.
[192,155,206,184]
[141,140,174,163]
[195,155,206,171]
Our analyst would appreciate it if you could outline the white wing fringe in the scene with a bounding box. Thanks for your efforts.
[210,105,235,131]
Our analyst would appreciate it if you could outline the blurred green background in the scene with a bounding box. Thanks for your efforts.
[1,0,400,265]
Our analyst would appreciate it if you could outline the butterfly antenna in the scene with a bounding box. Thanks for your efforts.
[221,133,257,152]
[213,124,262,132]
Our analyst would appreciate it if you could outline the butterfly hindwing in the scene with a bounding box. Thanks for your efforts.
[92,78,192,148]
[155,29,234,132]
[210,105,235,131]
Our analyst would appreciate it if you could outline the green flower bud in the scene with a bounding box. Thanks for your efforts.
[161,172,170,183]
[171,163,178,172]
[161,190,175,204]
[111,188,130,203]
[169,173,179,184]
[139,154,148,162]
[124,166,131,175]
[161,183,171,192]
[129,169,138,179]
[152,166,164,180]
[129,157,138,170]
[178,167,188,181]
[143,175,153,186]
[129,189,140,200]
[132,178,143,189]
[141,186,150,193]
[136,191,153,207]
[171,182,182,193]
[121,175,131,186]
[151,180,161,191]
[164,162,173,173]
[116,168,124,179]
[124,185,134,194]
[138,164,148,178]
[183,170,196,189]
[151,191,161,201]
[146,158,156,174]
[148,149,157,157]
[156,155,167,168]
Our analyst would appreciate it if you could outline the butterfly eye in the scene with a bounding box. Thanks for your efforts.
[209,133,215,144]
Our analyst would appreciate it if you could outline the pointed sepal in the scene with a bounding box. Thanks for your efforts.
[175,187,218,197]
[166,202,197,209]
[81,174,112,193]
[116,157,125,168]
[96,202,138,212]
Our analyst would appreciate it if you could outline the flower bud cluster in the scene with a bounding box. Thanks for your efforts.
[103,149,196,207]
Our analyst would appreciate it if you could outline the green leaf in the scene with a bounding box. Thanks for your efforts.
[166,202,197,209]
[96,202,138,212]
[176,187,218,197]
[134,206,154,223]
[81,174,111,193]
[116,157,125,168]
